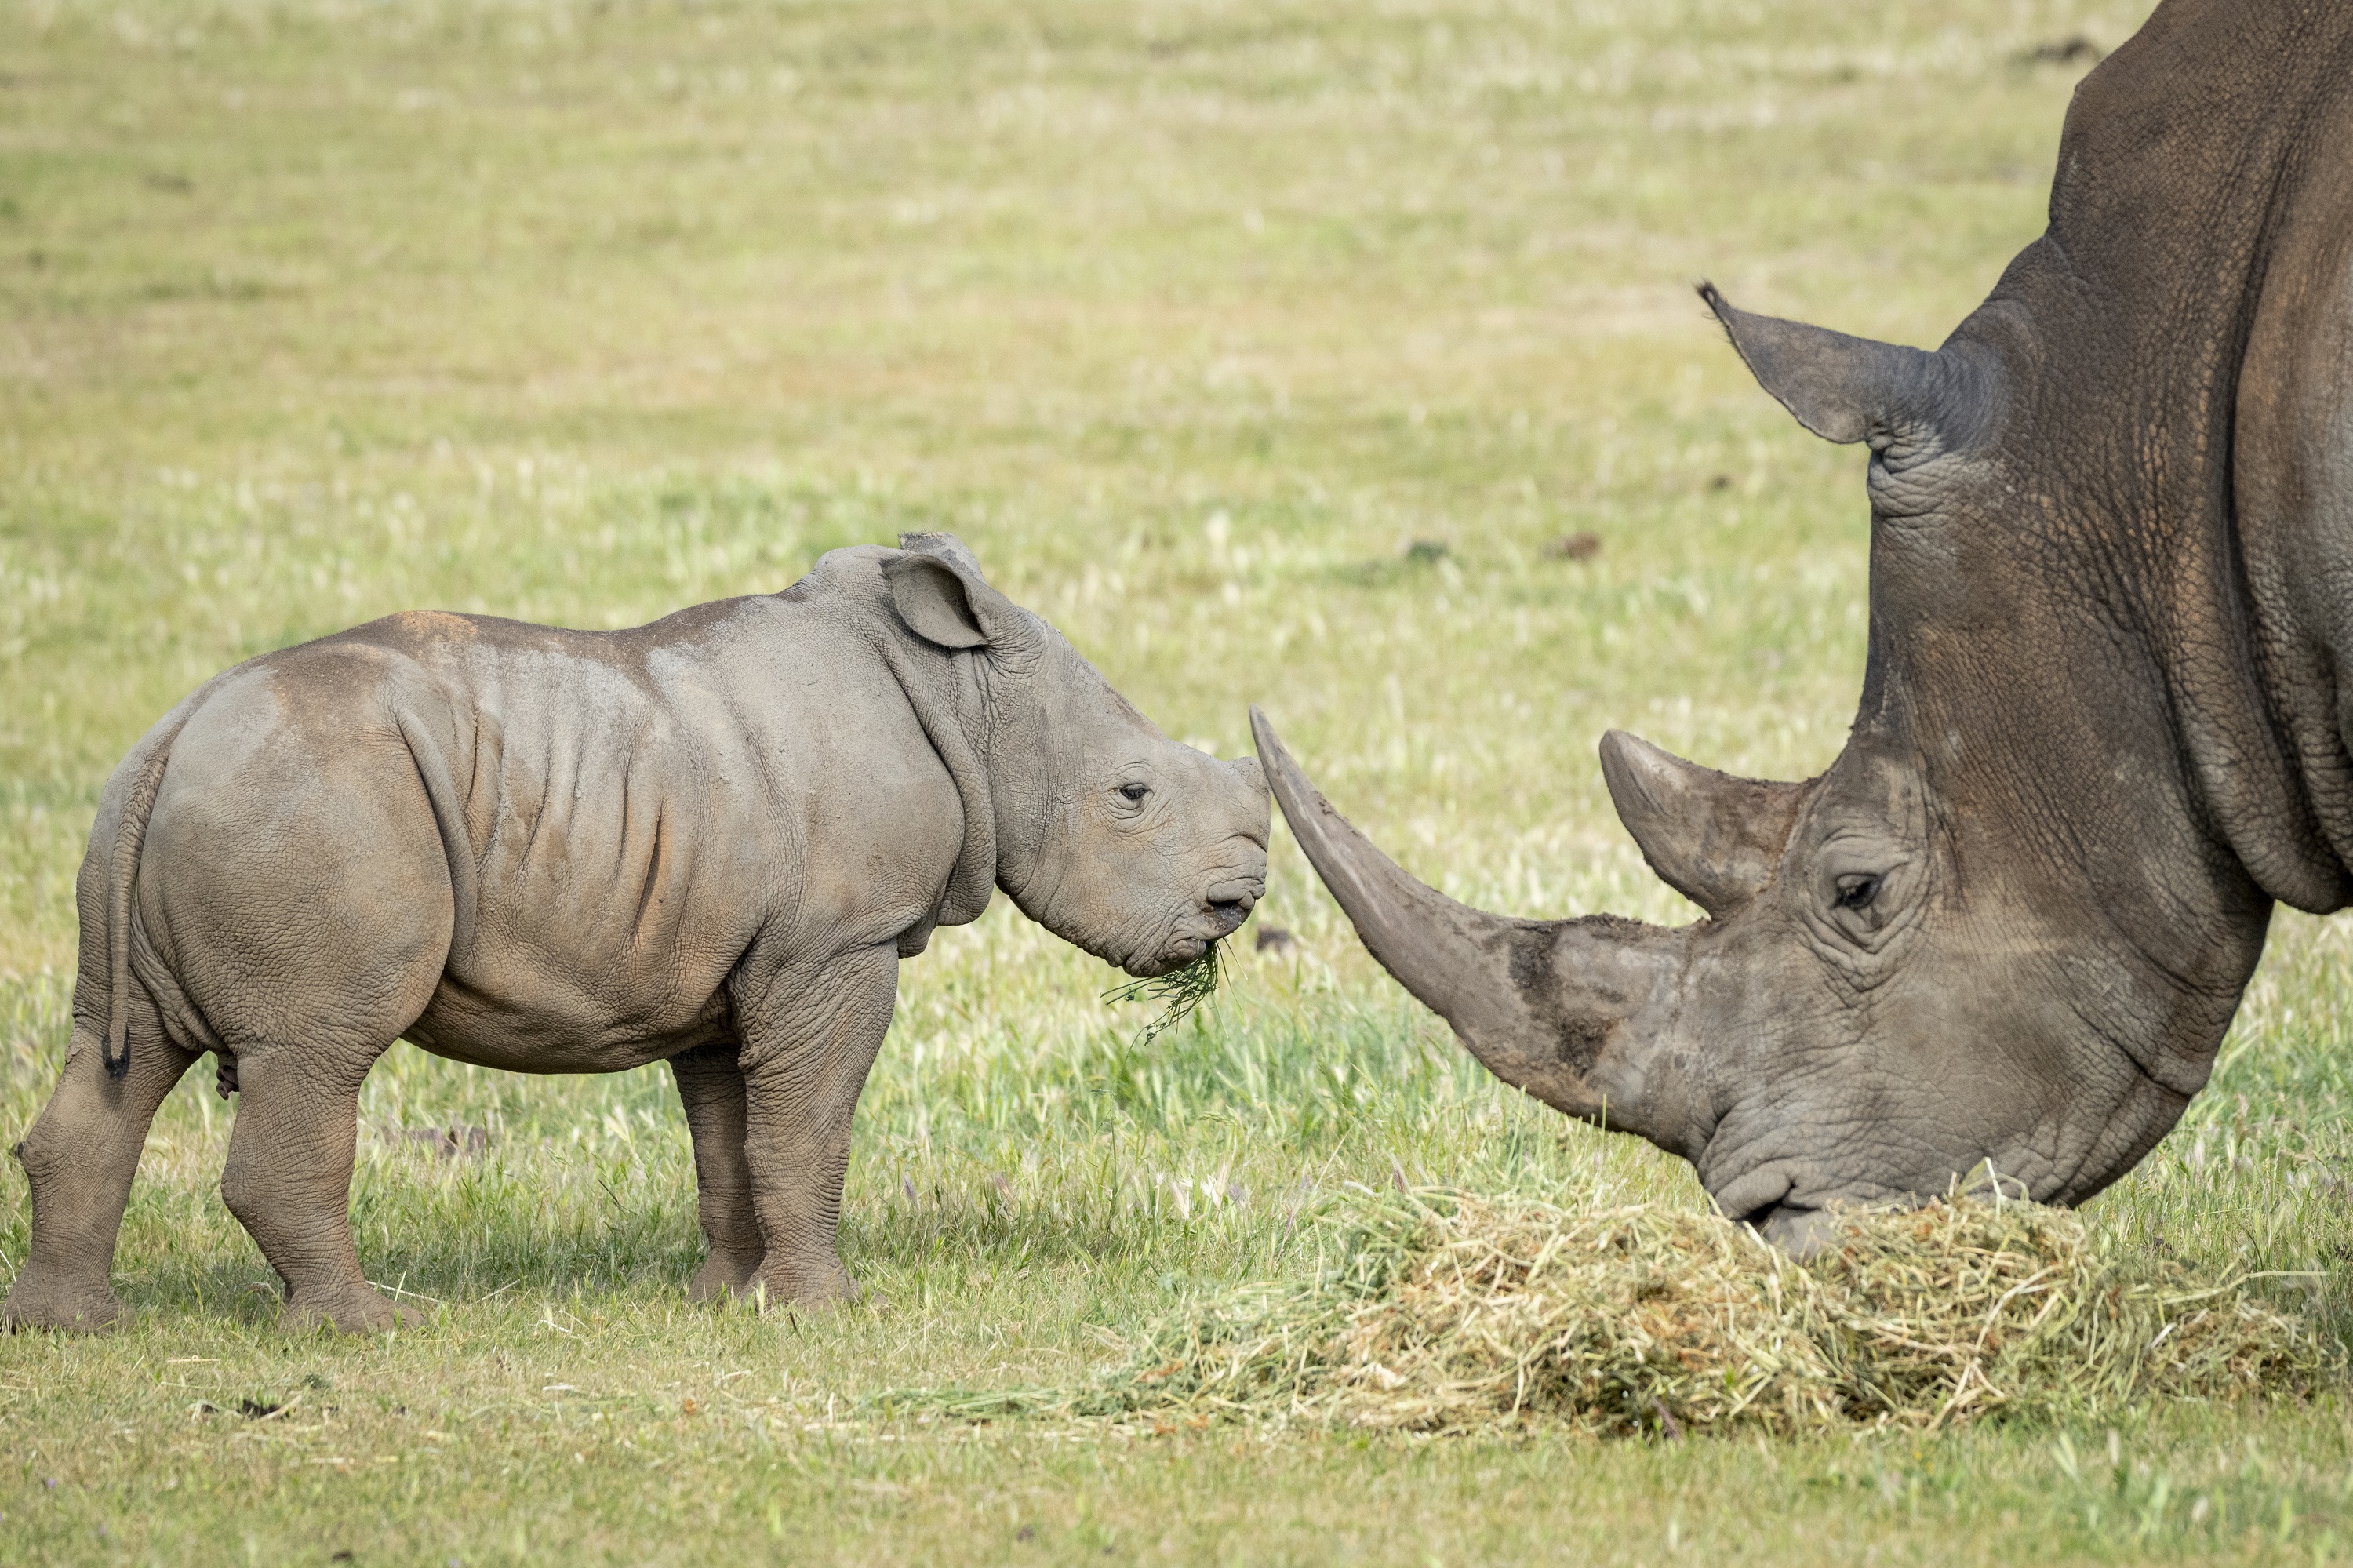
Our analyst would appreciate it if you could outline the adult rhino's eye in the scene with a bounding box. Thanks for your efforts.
[1117,783,1151,805]
[1834,873,1882,910]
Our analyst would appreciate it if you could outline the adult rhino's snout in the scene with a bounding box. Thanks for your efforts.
[1708,1164,1841,1256]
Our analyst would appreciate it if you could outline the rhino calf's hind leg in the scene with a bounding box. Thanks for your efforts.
[737,946,898,1307]
[2,1000,198,1333]
[667,1041,764,1302]
[220,1050,409,1333]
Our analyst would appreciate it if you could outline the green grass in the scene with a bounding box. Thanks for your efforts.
[9,0,2353,1561]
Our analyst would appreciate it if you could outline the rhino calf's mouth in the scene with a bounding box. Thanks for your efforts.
[1106,940,1229,1045]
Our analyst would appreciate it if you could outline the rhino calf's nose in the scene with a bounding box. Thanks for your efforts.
[1205,879,1260,937]
[1207,878,1260,910]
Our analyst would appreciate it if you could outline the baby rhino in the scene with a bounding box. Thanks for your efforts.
[4,533,1269,1333]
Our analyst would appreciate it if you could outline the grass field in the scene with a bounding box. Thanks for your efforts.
[9,0,2353,1561]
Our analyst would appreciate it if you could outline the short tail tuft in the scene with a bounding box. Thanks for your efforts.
[101,740,176,1081]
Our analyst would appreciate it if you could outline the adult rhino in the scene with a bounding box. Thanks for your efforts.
[5,533,1269,1332]
[1254,0,2353,1248]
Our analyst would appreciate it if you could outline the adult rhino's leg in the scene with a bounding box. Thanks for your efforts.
[667,1040,764,1302]
[3,991,198,1333]
[735,944,898,1308]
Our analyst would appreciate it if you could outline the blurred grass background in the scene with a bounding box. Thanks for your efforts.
[8,0,2353,1562]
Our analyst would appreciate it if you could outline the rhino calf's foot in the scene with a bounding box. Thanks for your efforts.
[742,1260,862,1313]
[280,1284,417,1335]
[687,1252,762,1304]
[0,1268,125,1334]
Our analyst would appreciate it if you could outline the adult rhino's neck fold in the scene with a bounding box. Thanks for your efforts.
[1973,239,2353,918]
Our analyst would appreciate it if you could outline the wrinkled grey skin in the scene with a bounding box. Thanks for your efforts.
[1256,0,2353,1250]
[3,533,1268,1332]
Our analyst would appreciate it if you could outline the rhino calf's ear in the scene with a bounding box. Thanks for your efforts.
[1599,730,1803,919]
[896,530,987,577]
[883,550,1025,651]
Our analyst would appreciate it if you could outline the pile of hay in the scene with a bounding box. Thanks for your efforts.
[886,1188,2334,1436]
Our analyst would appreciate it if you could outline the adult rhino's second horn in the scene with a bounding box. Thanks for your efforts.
[1248,708,1702,1159]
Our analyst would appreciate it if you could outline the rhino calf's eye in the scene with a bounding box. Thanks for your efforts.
[1117,783,1151,804]
[1835,873,1882,910]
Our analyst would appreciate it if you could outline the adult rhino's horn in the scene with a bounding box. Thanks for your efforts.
[1599,731,1805,919]
[1700,282,1995,456]
[1249,708,1697,1155]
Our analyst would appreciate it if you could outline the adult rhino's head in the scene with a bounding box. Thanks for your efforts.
[883,534,1269,978]
[1257,298,2233,1239]
[1255,0,2333,1246]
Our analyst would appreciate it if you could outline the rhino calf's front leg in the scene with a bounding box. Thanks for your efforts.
[733,945,898,1307]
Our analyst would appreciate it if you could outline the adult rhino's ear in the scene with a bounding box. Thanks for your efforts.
[884,534,1024,650]
[1599,730,1804,919]
[1700,282,1997,459]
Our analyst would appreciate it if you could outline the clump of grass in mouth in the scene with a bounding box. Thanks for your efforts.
[1104,940,1226,1046]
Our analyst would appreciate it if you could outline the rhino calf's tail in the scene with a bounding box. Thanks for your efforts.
[98,724,183,1081]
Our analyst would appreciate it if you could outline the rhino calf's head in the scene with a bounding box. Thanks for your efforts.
[1023,729,1270,979]
[884,536,1269,978]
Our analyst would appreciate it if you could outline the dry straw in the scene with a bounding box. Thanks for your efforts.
[880,1187,2334,1436]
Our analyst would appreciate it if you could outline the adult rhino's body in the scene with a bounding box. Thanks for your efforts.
[1257,0,2353,1242]
[5,534,1268,1331]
